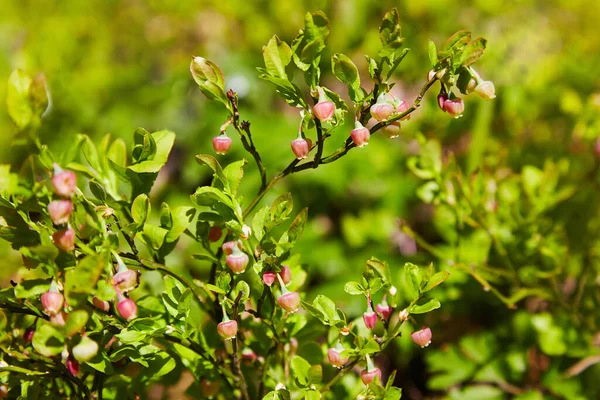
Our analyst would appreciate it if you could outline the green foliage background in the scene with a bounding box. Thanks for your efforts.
[2,0,600,398]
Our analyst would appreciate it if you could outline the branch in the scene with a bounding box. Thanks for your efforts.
[242,77,438,218]
[228,90,268,192]
[231,290,250,400]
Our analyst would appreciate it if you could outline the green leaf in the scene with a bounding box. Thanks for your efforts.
[165,206,196,243]
[332,53,362,103]
[308,365,322,384]
[291,355,311,387]
[32,322,64,357]
[223,159,246,196]
[410,298,441,314]
[344,281,365,295]
[287,207,308,243]
[190,57,229,106]
[140,224,169,250]
[428,40,438,66]
[379,8,404,57]
[271,193,294,222]
[64,253,107,307]
[132,194,150,226]
[6,69,33,129]
[89,181,106,201]
[262,35,293,79]
[443,30,471,52]
[460,37,487,67]
[195,154,228,187]
[128,130,175,173]
[423,271,450,292]
[258,72,307,108]
[192,186,233,209]
[14,279,50,299]
[65,310,89,337]
[86,351,114,374]
[404,263,422,298]
[252,205,270,241]
[313,295,337,323]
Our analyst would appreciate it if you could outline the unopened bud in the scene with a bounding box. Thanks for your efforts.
[112,269,140,293]
[222,240,240,255]
[92,296,110,312]
[66,357,80,376]
[291,138,311,160]
[48,200,73,225]
[313,88,336,122]
[241,348,257,364]
[41,286,64,316]
[72,336,99,362]
[50,311,67,326]
[410,326,432,348]
[381,121,401,139]
[363,307,377,330]
[351,121,370,148]
[437,91,449,111]
[117,296,137,321]
[360,367,382,385]
[52,167,77,197]
[23,328,35,343]
[241,224,252,240]
[394,100,411,121]
[277,292,301,313]
[207,226,222,242]
[375,302,392,321]
[370,94,394,121]
[262,272,277,286]
[213,133,232,155]
[398,309,409,321]
[475,80,496,100]
[278,265,292,285]
[444,97,465,118]
[217,320,238,340]
[327,342,349,369]
[226,247,249,274]
[52,228,76,252]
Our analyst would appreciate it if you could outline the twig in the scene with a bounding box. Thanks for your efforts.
[564,354,600,378]
[231,290,251,400]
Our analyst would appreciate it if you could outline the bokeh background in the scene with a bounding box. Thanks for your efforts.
[2,0,600,398]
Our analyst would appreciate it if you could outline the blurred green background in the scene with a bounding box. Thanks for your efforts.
[2,0,600,398]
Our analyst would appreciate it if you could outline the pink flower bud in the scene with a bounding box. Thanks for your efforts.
[92,296,110,312]
[217,320,238,340]
[200,378,220,397]
[41,290,64,316]
[475,80,496,100]
[313,100,336,122]
[351,121,370,148]
[23,328,34,343]
[52,169,77,197]
[395,100,411,120]
[66,357,80,376]
[241,348,257,364]
[112,269,140,293]
[208,226,222,242]
[375,302,392,321]
[262,272,276,286]
[48,200,73,225]
[213,134,232,155]
[226,251,249,274]
[291,138,310,160]
[117,297,137,321]
[222,240,239,255]
[437,91,448,111]
[72,336,99,362]
[278,265,292,285]
[241,224,252,240]
[411,326,432,348]
[363,308,377,330]
[327,345,349,369]
[370,103,394,121]
[50,311,67,326]
[444,98,465,118]
[360,367,382,385]
[398,309,409,321]
[381,121,401,139]
[277,291,301,313]
[52,228,76,252]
